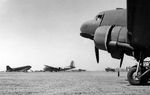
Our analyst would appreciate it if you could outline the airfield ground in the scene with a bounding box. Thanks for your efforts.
[0,71,150,95]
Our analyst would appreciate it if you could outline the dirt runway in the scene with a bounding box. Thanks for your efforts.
[0,71,150,95]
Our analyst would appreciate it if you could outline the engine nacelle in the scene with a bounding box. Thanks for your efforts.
[94,26,133,59]
[94,26,111,51]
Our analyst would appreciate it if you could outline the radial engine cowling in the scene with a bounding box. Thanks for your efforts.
[94,26,133,59]
[94,26,111,51]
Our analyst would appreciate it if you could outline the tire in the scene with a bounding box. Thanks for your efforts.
[127,67,140,85]
[127,66,149,85]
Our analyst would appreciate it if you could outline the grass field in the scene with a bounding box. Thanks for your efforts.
[0,71,150,95]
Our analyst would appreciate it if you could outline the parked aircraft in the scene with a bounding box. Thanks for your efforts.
[80,0,150,85]
[6,65,31,72]
[43,60,75,72]
[105,67,115,72]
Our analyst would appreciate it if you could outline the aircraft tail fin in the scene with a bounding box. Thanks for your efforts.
[70,61,75,68]
[6,65,13,71]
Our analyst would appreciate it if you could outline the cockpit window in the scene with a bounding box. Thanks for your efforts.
[96,14,103,21]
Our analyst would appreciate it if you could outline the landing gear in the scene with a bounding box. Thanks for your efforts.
[127,51,150,85]
[127,66,140,85]
[127,66,149,85]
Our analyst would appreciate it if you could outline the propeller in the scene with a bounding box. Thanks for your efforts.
[95,47,99,63]
[118,53,124,77]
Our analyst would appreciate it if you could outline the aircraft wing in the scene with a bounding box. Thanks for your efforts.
[62,67,75,71]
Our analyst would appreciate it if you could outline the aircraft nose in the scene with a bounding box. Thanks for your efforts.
[80,21,91,33]
[80,19,100,40]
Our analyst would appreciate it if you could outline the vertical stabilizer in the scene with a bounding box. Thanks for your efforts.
[6,65,13,72]
[70,61,75,68]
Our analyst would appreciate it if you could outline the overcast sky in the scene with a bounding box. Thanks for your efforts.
[0,0,136,71]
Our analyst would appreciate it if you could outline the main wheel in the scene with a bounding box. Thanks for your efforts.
[127,67,141,85]
[127,66,149,85]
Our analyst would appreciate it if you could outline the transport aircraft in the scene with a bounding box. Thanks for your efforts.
[43,60,75,72]
[105,67,115,72]
[80,0,150,85]
[6,65,31,72]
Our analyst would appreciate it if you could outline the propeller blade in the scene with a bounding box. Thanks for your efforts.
[120,54,124,68]
[118,54,124,77]
[118,70,120,77]
[95,47,99,63]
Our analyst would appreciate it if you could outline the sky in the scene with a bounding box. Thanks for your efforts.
[0,0,136,71]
